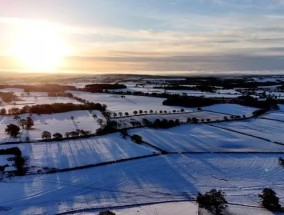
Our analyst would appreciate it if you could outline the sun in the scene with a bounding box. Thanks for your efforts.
[11,22,68,71]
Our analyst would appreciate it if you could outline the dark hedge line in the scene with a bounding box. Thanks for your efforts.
[84,84,127,92]
[5,102,107,115]
[0,92,18,103]
[0,84,76,93]
[0,147,21,156]
[163,95,278,109]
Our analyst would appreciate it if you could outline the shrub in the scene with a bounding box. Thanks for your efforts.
[191,117,198,124]
[0,147,21,156]
[69,131,79,138]
[98,210,116,215]
[253,109,267,117]
[0,108,6,115]
[279,157,284,166]
[142,118,152,126]
[53,133,63,140]
[151,118,180,128]
[42,131,51,140]
[5,124,20,138]
[25,116,34,129]
[259,188,281,211]
[197,189,227,214]
[14,156,28,176]
[78,130,91,136]
[120,129,128,139]
[96,124,117,135]
[131,134,143,144]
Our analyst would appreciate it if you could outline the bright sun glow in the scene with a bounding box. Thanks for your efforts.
[11,22,68,71]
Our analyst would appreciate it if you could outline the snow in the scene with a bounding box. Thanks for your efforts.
[1,96,82,111]
[252,76,284,83]
[110,83,242,98]
[203,104,258,116]
[262,111,284,121]
[0,88,83,110]
[268,91,284,98]
[228,205,281,215]
[0,133,157,170]
[1,82,284,214]
[4,166,17,172]
[216,118,284,143]
[110,87,242,98]
[68,91,194,113]
[18,92,48,97]
[279,105,284,111]
[128,124,284,152]
[0,111,104,143]
[0,155,13,166]
[79,201,199,215]
[0,88,24,94]
[216,89,241,94]
[0,154,282,214]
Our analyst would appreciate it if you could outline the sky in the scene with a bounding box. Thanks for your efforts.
[0,0,284,74]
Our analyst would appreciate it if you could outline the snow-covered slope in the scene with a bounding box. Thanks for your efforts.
[0,133,157,170]
[203,104,258,116]
[68,91,194,113]
[0,154,282,214]
[0,111,104,143]
[129,124,284,152]
[217,118,284,143]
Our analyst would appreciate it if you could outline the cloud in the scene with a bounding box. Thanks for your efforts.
[1,1,284,73]
[58,53,284,72]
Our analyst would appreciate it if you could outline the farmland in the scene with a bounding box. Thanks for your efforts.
[0,75,284,214]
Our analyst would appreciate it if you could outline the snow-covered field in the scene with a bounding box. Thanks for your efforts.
[0,133,157,170]
[0,110,104,143]
[203,104,258,116]
[113,111,233,129]
[228,205,280,215]
[216,118,284,143]
[0,154,282,215]
[279,104,284,111]
[1,83,284,215]
[0,154,14,167]
[262,111,284,121]
[0,87,83,110]
[111,86,242,98]
[0,88,25,95]
[268,91,284,98]
[252,76,284,83]
[68,91,194,113]
[129,124,284,152]
[1,96,82,111]
[79,201,199,215]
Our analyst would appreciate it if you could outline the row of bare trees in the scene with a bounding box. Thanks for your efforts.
[41,129,91,140]
[111,109,185,118]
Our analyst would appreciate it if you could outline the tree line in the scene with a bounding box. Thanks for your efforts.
[0,102,107,115]
[84,84,127,93]
[163,95,279,109]
[0,84,76,93]
[0,92,18,103]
